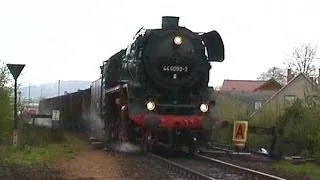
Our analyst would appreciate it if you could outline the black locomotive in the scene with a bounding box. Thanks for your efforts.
[89,16,225,153]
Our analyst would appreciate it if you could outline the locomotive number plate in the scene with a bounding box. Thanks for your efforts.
[163,65,188,72]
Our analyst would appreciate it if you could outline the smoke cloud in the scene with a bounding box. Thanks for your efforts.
[81,109,105,140]
[112,142,141,153]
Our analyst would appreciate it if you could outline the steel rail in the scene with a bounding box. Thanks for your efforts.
[195,154,286,180]
[148,153,216,180]
[207,142,270,157]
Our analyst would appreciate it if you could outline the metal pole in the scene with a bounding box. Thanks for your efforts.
[58,80,60,96]
[58,80,61,129]
[28,83,31,105]
[14,80,18,129]
[58,80,61,130]
[70,93,73,132]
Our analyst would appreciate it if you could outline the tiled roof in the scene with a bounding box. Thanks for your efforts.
[220,80,267,92]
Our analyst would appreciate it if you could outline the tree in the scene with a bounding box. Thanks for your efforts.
[285,43,319,77]
[257,66,286,85]
[0,60,12,138]
[0,63,10,88]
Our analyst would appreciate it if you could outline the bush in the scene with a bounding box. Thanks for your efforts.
[215,93,250,121]
[276,100,320,157]
[212,93,250,145]
[211,94,273,149]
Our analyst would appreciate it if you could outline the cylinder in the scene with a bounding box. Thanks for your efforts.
[162,16,179,29]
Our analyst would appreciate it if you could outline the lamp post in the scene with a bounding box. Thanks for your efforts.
[6,63,25,147]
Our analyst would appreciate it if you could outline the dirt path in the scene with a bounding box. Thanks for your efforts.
[51,132,171,180]
[54,133,135,180]
[55,150,132,180]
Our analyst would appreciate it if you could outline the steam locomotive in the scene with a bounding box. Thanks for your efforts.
[90,16,225,153]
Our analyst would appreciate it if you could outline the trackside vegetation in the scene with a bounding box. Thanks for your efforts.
[0,124,84,180]
[0,61,84,179]
[0,62,12,141]
[213,93,320,179]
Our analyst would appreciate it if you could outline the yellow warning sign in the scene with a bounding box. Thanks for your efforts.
[232,121,248,143]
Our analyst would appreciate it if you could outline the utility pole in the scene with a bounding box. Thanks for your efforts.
[58,80,60,96]
[28,83,31,105]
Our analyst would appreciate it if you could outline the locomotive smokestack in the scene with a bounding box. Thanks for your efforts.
[162,16,179,29]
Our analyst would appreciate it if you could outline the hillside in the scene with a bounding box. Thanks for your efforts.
[20,80,92,101]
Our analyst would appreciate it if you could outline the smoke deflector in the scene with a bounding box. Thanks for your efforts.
[200,30,225,62]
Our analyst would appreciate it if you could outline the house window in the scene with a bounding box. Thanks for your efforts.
[284,95,296,108]
[254,101,262,110]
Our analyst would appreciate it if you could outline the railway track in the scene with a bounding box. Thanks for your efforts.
[91,138,286,180]
[205,142,319,164]
[148,151,287,180]
[148,153,215,180]
[199,143,274,163]
[205,142,270,157]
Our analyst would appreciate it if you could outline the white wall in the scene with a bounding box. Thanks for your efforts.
[28,118,52,128]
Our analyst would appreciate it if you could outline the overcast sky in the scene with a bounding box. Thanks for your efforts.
[1,0,319,88]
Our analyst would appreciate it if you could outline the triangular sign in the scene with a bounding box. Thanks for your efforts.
[6,64,25,80]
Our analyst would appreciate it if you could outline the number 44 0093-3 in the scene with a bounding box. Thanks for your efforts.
[163,66,188,72]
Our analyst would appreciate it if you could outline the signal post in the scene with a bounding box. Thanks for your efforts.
[232,121,248,149]
[6,64,25,147]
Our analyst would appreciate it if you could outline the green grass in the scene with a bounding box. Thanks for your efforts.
[274,161,320,180]
[0,137,81,166]
[0,124,84,166]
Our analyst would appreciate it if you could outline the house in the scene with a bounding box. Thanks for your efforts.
[219,78,283,112]
[251,70,319,118]
[216,68,320,124]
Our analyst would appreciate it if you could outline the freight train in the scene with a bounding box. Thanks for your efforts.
[39,16,225,153]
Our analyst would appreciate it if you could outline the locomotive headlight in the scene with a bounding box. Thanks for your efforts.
[199,103,209,113]
[146,101,156,111]
[173,36,182,45]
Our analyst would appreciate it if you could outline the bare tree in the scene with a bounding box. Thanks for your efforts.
[257,66,286,85]
[285,43,319,77]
